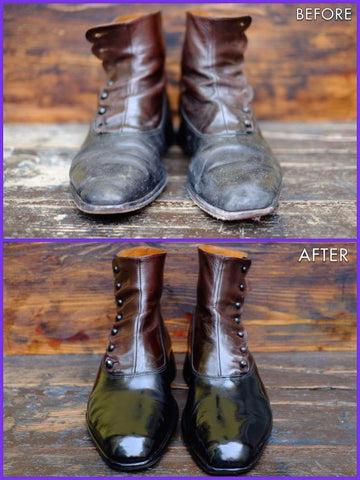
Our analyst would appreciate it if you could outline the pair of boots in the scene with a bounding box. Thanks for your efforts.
[70,11,282,221]
[86,246,272,475]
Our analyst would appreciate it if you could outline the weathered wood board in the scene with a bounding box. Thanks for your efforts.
[3,122,357,239]
[4,242,356,355]
[3,352,356,476]
[4,4,356,123]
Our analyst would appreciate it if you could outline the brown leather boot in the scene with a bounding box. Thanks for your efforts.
[182,246,272,474]
[70,12,172,214]
[179,12,282,221]
[86,247,178,471]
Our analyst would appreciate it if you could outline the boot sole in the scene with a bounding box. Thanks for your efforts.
[181,355,272,476]
[70,175,167,215]
[187,182,280,221]
[86,354,179,472]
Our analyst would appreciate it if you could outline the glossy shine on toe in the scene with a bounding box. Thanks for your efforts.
[104,435,152,465]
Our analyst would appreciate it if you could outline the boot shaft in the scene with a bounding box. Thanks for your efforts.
[105,247,171,374]
[191,246,254,376]
[86,12,166,132]
[180,12,254,134]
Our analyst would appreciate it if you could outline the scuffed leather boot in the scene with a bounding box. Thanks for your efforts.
[179,12,282,221]
[86,247,178,471]
[70,12,172,214]
[182,246,272,475]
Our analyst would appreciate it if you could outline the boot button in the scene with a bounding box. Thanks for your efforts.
[234,316,241,324]
[113,265,119,273]
[107,80,114,86]
[244,119,252,128]
[235,301,241,309]
[108,344,115,352]
[100,91,108,100]
[240,360,248,368]
[115,282,121,290]
[111,327,118,336]
[242,266,247,273]
[240,346,247,353]
[117,298,123,306]
[105,358,114,369]
[237,331,244,337]
[116,314,123,321]
[98,106,106,115]
[239,283,245,291]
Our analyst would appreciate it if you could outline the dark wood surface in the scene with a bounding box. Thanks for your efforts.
[4,242,356,355]
[4,4,356,123]
[4,352,356,476]
[3,122,356,239]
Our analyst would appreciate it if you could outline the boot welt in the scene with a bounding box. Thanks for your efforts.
[187,182,281,221]
[70,175,167,215]
[86,396,179,472]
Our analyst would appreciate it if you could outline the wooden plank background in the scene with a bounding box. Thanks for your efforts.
[4,242,356,476]
[3,122,357,239]
[4,242,356,355]
[4,3,356,123]
[4,352,356,476]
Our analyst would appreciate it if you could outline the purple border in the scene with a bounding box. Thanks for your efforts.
[356,4,359,480]
[2,0,358,4]
[1,1,5,478]
[2,237,358,243]
[2,2,359,479]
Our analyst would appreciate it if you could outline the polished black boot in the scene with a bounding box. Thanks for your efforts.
[86,247,178,471]
[182,246,272,475]
[70,12,172,214]
[179,12,282,221]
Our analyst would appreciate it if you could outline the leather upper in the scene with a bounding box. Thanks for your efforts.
[191,246,253,376]
[180,12,254,134]
[105,247,171,374]
[86,11,166,133]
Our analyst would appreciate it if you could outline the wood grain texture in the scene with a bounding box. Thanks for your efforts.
[4,242,356,355]
[3,122,356,239]
[4,352,356,476]
[4,4,356,123]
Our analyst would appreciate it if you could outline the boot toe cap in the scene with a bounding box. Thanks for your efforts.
[210,441,255,470]
[79,179,139,206]
[70,149,166,209]
[220,183,276,212]
[192,177,279,214]
[103,435,155,466]
[188,143,282,214]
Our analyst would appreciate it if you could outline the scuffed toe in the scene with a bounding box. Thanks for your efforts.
[79,179,134,206]
[220,183,276,212]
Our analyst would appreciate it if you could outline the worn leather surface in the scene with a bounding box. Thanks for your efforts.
[87,247,178,470]
[179,12,282,216]
[85,12,166,133]
[182,246,272,473]
[70,12,172,212]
